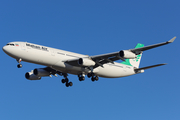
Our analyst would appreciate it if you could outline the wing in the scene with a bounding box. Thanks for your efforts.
[130,36,176,53]
[39,67,68,77]
[66,37,176,68]
[65,52,125,67]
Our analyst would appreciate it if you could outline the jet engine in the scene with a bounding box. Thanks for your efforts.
[119,50,136,59]
[33,68,51,77]
[25,71,41,80]
[78,58,96,66]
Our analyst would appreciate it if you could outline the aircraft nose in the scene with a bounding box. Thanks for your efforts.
[2,45,10,54]
[2,46,7,52]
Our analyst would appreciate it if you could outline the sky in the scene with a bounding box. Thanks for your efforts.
[0,0,180,120]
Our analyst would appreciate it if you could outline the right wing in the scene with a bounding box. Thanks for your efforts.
[66,37,176,68]
[65,52,125,68]
[130,36,176,54]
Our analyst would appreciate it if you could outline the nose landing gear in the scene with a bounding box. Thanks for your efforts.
[17,64,22,68]
[17,58,22,68]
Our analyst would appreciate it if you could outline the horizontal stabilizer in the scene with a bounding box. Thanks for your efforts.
[135,63,167,72]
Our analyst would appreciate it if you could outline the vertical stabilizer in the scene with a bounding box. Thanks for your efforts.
[121,43,144,68]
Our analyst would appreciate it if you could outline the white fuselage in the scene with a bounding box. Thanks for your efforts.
[3,42,136,78]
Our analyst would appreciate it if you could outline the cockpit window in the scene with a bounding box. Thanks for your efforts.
[6,43,14,46]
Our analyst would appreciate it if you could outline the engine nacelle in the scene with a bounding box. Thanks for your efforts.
[25,71,41,80]
[33,68,51,77]
[78,58,95,66]
[119,50,136,59]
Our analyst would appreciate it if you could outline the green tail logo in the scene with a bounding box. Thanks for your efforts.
[121,43,144,68]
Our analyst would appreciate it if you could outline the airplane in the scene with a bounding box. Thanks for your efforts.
[2,37,176,87]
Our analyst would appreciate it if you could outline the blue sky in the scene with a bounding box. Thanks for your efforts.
[1,0,180,120]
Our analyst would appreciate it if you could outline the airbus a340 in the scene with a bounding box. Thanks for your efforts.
[2,37,176,87]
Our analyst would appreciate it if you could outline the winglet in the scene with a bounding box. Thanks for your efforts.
[168,36,176,43]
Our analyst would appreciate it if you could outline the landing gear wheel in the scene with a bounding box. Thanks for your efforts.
[65,82,70,87]
[17,64,22,68]
[87,73,92,78]
[95,76,99,81]
[61,79,66,83]
[65,82,73,87]
[91,77,95,82]
[79,76,85,81]
[61,73,72,87]
[62,78,69,84]
[91,76,99,82]
[65,78,69,83]
[69,82,73,86]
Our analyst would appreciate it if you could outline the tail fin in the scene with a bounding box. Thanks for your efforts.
[121,43,144,68]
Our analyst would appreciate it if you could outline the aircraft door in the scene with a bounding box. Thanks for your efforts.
[51,50,55,56]
[21,43,26,51]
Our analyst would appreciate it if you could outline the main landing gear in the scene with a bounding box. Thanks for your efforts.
[17,58,22,68]
[91,76,99,82]
[78,74,85,81]
[61,73,73,87]
[78,73,99,82]
[87,67,99,82]
[61,72,99,87]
